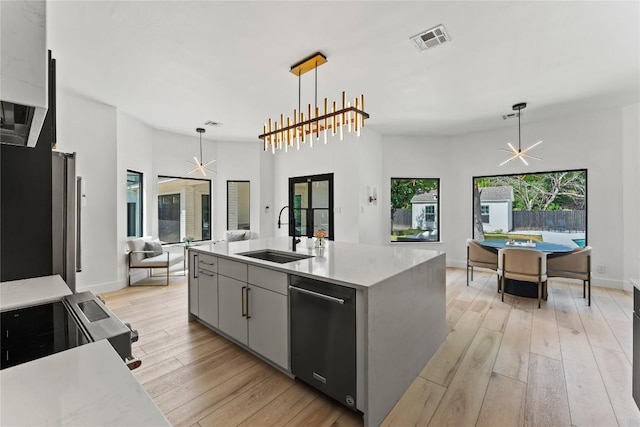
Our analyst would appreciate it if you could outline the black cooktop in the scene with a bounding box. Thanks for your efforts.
[1,301,88,370]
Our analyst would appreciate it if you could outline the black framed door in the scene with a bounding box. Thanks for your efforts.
[288,173,334,239]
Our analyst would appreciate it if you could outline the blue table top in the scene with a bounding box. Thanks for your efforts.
[479,240,574,253]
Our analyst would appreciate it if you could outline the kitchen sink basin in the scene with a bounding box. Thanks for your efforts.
[237,249,314,264]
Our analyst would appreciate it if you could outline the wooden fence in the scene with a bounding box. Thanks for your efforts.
[512,210,585,232]
[392,209,412,228]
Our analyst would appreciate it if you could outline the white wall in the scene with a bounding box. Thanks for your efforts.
[622,103,640,289]
[215,140,265,240]
[116,111,154,285]
[382,135,452,252]
[442,105,638,287]
[272,130,381,244]
[56,91,119,292]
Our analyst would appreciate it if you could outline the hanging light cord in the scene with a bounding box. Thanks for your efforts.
[199,132,203,165]
[518,108,522,152]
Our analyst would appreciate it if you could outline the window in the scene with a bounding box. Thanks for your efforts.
[390,178,440,242]
[481,205,490,223]
[227,181,250,231]
[126,170,143,237]
[289,174,334,239]
[157,176,211,244]
[472,169,587,246]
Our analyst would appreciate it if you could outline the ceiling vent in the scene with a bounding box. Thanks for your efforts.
[410,25,450,52]
[204,121,223,127]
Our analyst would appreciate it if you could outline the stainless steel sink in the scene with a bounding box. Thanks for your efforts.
[237,249,313,264]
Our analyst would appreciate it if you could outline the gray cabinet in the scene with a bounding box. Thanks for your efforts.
[218,275,248,345]
[198,269,218,327]
[247,284,289,369]
[188,251,199,316]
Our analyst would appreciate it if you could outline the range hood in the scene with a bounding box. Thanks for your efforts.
[0,1,48,148]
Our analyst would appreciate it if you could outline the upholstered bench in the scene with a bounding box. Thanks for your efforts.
[126,236,184,286]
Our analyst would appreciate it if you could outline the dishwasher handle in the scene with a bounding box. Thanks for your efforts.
[289,285,345,305]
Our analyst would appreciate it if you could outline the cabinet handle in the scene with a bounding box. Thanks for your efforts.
[194,255,199,278]
[246,287,251,319]
[241,286,247,317]
[288,285,345,305]
[200,261,215,266]
[199,270,215,277]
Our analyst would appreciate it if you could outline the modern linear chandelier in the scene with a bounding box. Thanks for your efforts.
[499,102,542,166]
[258,52,369,153]
[187,127,216,176]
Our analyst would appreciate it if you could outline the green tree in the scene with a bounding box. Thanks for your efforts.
[390,179,438,232]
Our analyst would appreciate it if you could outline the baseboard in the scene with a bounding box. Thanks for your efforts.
[77,280,125,295]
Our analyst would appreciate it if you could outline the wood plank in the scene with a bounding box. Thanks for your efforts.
[493,307,532,382]
[155,352,259,414]
[198,371,295,427]
[530,290,562,360]
[553,282,585,332]
[428,328,502,426]
[592,287,631,323]
[480,293,512,332]
[592,346,640,427]
[575,300,623,352]
[419,311,484,387]
[380,376,445,427]
[238,381,319,427]
[282,394,344,427]
[134,357,184,385]
[606,317,633,363]
[476,373,526,427]
[524,353,571,427]
[332,409,364,427]
[165,362,276,427]
[607,288,634,321]
[145,344,242,398]
[558,326,618,426]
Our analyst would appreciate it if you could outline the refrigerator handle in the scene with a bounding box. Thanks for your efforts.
[76,176,82,272]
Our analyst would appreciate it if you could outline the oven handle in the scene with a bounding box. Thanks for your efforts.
[289,285,345,305]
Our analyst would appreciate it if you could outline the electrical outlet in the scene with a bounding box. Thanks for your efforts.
[597,265,606,274]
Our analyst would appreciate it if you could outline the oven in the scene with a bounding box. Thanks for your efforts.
[1,291,139,371]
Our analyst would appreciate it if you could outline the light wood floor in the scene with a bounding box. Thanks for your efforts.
[101,268,639,426]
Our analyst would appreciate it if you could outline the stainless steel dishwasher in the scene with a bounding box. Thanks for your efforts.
[289,275,357,410]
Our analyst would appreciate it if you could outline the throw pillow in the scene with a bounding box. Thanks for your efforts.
[144,241,163,258]
[226,230,247,242]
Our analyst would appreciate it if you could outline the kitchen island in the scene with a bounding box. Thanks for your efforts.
[188,237,446,427]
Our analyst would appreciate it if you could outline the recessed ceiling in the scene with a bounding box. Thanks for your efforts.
[47,1,640,142]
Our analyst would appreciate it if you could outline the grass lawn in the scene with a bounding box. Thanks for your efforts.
[484,233,543,242]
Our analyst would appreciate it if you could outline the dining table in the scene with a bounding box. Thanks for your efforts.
[479,239,575,298]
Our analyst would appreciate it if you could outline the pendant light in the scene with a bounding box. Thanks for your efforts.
[187,128,216,176]
[499,102,542,166]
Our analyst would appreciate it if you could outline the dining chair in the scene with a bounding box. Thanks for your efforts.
[497,248,547,308]
[466,239,499,288]
[547,246,592,306]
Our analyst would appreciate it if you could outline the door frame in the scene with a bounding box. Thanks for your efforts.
[288,173,334,239]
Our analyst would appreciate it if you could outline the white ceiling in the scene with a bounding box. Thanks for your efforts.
[47,1,640,142]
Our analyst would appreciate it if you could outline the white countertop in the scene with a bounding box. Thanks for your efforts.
[0,340,170,427]
[190,237,444,288]
[0,275,72,312]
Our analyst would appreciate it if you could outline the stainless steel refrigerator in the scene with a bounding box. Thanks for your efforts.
[51,151,81,293]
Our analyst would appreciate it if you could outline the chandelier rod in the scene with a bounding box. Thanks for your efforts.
[518,106,521,152]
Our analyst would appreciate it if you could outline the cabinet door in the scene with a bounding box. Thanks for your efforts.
[248,285,289,370]
[188,251,199,316]
[218,275,248,345]
[198,270,218,327]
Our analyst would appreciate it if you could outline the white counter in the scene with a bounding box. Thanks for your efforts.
[189,237,444,289]
[0,340,170,426]
[0,274,72,311]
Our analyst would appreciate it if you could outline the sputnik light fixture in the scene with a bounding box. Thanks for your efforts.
[187,127,216,176]
[258,52,370,153]
[499,102,542,166]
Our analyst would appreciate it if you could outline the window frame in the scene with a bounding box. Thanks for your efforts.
[126,169,143,238]
[157,175,212,244]
[288,173,334,239]
[390,177,441,243]
[226,180,251,231]
[472,168,588,244]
